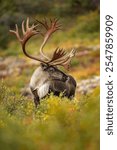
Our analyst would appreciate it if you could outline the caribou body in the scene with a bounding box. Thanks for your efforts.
[10,17,76,107]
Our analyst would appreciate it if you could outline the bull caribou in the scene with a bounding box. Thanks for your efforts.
[10,17,76,107]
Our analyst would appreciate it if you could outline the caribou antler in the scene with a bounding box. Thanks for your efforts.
[49,48,66,62]
[35,18,61,60]
[10,17,76,69]
[49,48,76,69]
[9,18,46,63]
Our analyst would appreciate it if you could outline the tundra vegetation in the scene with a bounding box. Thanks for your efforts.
[0,0,100,150]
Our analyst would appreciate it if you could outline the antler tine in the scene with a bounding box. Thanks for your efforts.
[9,24,21,41]
[25,17,40,31]
[33,23,39,28]
[62,50,76,69]
[22,20,26,35]
[69,49,76,57]
[53,18,59,25]
[26,17,30,30]
[51,18,62,31]
[35,18,48,30]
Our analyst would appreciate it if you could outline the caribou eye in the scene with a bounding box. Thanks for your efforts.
[49,67,55,72]
[41,63,48,70]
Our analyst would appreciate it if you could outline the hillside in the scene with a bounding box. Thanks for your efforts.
[0,9,100,150]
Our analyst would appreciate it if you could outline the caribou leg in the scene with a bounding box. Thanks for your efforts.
[30,88,40,107]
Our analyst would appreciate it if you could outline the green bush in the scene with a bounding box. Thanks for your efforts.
[0,82,99,150]
[69,11,99,40]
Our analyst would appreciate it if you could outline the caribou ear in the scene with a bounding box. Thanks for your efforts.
[40,63,49,70]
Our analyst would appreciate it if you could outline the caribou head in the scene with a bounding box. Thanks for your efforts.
[10,17,76,107]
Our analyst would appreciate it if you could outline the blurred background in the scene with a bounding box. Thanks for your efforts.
[0,0,100,150]
[0,0,100,93]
